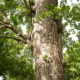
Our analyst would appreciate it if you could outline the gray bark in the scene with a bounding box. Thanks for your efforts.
[32,0,65,80]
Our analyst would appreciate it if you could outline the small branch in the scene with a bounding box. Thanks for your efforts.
[0,25,9,29]
[28,0,34,36]
[0,11,9,22]
[23,0,29,9]
[23,0,35,37]
[29,0,31,11]
[0,35,27,44]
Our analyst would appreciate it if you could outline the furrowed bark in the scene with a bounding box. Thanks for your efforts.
[32,0,65,80]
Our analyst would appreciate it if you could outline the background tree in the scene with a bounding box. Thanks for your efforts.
[64,41,80,80]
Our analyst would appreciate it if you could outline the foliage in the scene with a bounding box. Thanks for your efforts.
[0,0,36,79]
[0,0,31,33]
[0,28,35,80]
[64,41,80,80]
[0,37,35,80]
[0,44,35,80]
[35,3,63,22]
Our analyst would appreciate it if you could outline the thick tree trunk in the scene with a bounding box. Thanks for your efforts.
[32,0,65,80]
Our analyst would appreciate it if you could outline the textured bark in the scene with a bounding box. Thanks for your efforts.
[32,0,65,80]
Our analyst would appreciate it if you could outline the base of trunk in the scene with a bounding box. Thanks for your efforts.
[34,54,65,80]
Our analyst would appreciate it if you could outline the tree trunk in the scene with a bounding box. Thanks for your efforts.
[32,0,65,80]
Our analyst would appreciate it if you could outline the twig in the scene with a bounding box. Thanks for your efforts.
[23,0,29,9]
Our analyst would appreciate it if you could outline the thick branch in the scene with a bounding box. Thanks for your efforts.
[0,25,9,29]
[0,10,32,45]
[0,24,30,40]
[0,35,27,44]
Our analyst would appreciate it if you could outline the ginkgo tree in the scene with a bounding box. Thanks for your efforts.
[0,0,80,80]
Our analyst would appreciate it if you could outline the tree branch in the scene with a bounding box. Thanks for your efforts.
[23,0,29,9]
[0,25,9,29]
[0,23,30,40]
[0,11,31,44]
[0,35,27,44]
[23,0,35,36]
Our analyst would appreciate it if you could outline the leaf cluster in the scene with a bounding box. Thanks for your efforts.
[0,32,35,80]
[64,41,80,80]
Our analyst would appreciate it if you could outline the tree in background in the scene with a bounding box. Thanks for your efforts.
[64,41,80,80]
[0,0,80,80]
